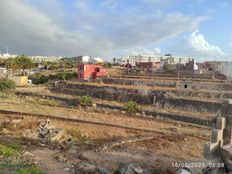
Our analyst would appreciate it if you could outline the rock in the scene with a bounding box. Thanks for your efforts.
[54,153,67,162]
[95,166,113,174]
[11,119,22,125]
[23,129,38,139]
[1,128,10,135]
[64,167,70,171]
[23,151,35,158]
[116,163,144,174]
[142,111,146,117]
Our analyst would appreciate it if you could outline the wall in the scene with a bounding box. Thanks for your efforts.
[8,76,28,86]
[54,81,224,113]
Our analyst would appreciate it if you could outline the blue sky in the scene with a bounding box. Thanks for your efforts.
[0,0,231,61]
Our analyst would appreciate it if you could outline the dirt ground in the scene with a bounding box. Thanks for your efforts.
[0,85,213,173]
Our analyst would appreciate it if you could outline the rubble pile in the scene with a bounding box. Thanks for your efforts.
[38,119,73,149]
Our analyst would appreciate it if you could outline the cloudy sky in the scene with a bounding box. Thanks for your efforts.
[0,0,231,61]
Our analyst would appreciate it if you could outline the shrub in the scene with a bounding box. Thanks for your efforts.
[79,96,93,107]
[123,101,138,114]
[39,75,49,84]
[0,78,16,96]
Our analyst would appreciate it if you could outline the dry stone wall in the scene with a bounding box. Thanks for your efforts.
[54,81,225,113]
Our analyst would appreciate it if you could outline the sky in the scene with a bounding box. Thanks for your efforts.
[0,0,231,61]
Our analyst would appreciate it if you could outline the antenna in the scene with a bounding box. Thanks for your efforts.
[6,46,8,54]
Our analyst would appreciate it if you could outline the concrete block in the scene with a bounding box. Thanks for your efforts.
[216,117,226,130]
[204,142,219,158]
[221,144,232,172]
[211,129,223,144]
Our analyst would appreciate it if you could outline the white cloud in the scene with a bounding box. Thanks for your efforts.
[187,30,225,57]
[124,47,161,55]
[0,0,207,58]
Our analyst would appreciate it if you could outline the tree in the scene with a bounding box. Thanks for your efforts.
[6,58,18,75]
[15,55,35,76]
[0,78,16,96]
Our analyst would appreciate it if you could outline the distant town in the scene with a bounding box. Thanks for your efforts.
[0,51,232,85]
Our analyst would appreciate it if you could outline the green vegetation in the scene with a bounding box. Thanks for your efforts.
[42,58,76,70]
[123,101,138,114]
[16,166,46,174]
[6,55,35,76]
[0,78,16,96]
[79,96,93,107]
[0,142,45,174]
[103,63,112,67]
[31,72,76,84]
[6,58,18,75]
[16,55,35,76]
[0,144,18,157]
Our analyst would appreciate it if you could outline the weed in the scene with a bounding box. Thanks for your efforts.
[79,96,93,107]
[0,144,18,157]
[123,101,138,114]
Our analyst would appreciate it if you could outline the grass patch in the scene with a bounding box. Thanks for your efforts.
[0,144,18,157]
[16,166,46,174]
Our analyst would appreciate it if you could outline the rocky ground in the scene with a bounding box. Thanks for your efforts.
[0,109,210,174]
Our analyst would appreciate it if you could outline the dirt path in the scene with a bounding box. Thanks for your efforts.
[31,148,74,174]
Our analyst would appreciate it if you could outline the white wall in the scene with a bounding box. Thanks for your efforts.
[222,62,232,80]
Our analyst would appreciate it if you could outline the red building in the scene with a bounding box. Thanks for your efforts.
[76,64,108,80]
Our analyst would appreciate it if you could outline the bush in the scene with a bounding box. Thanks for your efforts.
[79,96,93,107]
[0,78,16,96]
[123,101,138,114]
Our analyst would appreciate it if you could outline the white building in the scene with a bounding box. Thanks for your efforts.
[121,54,194,67]
[123,54,162,66]
[0,53,17,59]
[28,56,47,62]
[221,62,232,80]
[76,56,104,64]
[28,56,61,62]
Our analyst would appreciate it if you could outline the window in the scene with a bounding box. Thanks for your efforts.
[95,67,100,72]
[184,84,188,89]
